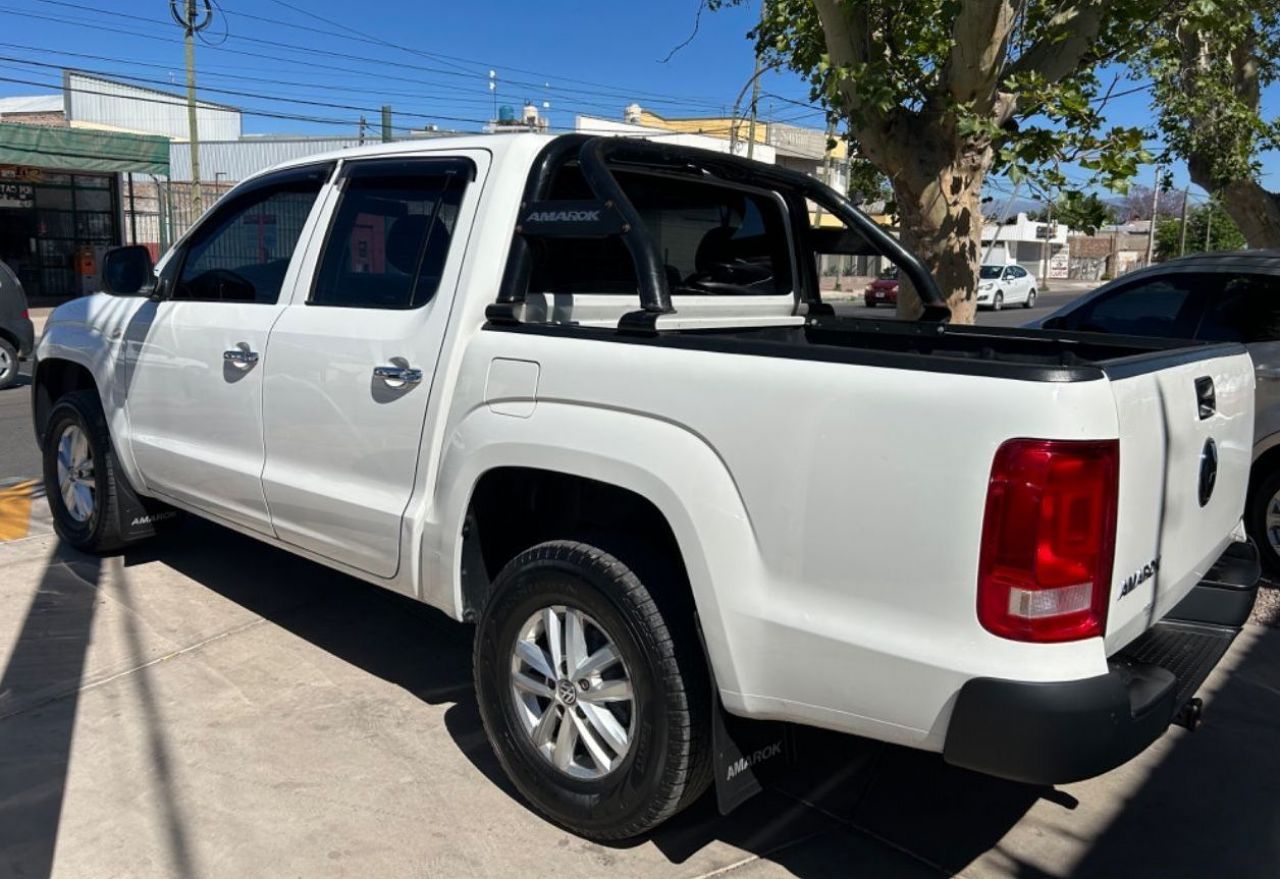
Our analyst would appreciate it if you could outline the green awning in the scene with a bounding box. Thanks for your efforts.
[0,123,170,175]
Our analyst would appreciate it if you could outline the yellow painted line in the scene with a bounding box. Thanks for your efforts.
[0,479,36,541]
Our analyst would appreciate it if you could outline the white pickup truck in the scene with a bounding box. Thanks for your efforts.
[32,133,1261,840]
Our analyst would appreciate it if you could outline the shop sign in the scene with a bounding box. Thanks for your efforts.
[0,181,33,209]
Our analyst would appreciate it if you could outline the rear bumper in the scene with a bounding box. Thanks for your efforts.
[942,540,1260,785]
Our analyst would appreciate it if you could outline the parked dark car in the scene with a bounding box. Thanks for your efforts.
[1030,250,1280,572]
[863,266,899,307]
[0,259,34,391]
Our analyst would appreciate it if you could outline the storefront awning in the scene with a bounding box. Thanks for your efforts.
[0,123,170,175]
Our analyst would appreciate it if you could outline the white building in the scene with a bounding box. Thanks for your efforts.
[981,212,1074,279]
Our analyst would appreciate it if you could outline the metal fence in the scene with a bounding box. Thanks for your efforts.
[120,176,233,259]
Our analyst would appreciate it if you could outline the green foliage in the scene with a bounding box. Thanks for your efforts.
[1141,1,1280,189]
[714,0,1162,194]
[1154,202,1247,259]
[845,156,892,204]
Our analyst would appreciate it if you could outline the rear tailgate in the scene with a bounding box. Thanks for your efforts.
[1104,345,1255,654]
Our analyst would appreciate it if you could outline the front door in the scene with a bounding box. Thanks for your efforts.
[260,154,481,577]
[123,164,333,533]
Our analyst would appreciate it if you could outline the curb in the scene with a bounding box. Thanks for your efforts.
[0,478,51,542]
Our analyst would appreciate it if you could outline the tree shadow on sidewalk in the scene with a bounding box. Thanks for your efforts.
[0,542,101,879]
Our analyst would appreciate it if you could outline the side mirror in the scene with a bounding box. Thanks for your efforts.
[102,245,155,296]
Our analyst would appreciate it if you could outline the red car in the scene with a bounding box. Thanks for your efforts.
[864,267,899,307]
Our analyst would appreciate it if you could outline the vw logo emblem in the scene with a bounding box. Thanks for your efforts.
[556,679,578,706]
[1199,438,1218,507]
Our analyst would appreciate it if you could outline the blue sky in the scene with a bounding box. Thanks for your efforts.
[0,0,1274,210]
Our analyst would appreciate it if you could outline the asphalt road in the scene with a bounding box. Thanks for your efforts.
[832,281,1094,328]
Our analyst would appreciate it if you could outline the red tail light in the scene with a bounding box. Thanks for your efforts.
[20,309,28,320]
[977,439,1119,643]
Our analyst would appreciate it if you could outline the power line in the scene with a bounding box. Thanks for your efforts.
[15,0,734,112]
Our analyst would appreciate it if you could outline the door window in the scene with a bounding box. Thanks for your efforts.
[175,164,331,304]
[310,158,471,310]
[1055,273,1214,338]
[1194,274,1280,343]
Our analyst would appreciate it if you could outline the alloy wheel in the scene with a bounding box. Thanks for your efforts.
[55,423,96,523]
[509,604,636,780]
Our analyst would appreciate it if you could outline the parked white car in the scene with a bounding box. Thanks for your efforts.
[32,134,1260,840]
[977,262,1037,309]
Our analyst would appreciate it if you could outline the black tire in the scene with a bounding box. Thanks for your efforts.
[42,390,131,553]
[1247,468,1280,576]
[474,540,711,840]
[1024,288,1037,309]
[993,291,1004,311]
[0,336,17,391]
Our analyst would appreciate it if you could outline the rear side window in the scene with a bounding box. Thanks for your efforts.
[174,165,330,304]
[311,158,470,309]
[528,168,793,296]
[1056,274,1214,338]
[1195,274,1280,343]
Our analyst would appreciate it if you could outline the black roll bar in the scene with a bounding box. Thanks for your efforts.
[487,134,951,329]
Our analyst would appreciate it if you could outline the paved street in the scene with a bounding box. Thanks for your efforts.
[831,279,1097,328]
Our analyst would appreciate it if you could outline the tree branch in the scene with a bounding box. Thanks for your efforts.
[945,1,1018,103]
[1003,1,1107,85]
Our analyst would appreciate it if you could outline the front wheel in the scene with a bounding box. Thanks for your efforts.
[42,390,130,553]
[1247,468,1280,575]
[1024,288,1037,308]
[473,540,710,840]
[992,291,1004,311]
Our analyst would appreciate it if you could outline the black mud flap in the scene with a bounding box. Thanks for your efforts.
[711,690,794,815]
[115,474,182,542]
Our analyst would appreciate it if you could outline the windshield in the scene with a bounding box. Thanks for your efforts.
[979,265,1003,279]
[877,267,899,280]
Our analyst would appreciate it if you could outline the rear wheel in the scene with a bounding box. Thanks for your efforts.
[1248,468,1280,575]
[0,337,17,391]
[1024,288,1037,308]
[474,540,710,840]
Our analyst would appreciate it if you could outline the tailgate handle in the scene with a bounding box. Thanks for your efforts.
[1195,376,1215,420]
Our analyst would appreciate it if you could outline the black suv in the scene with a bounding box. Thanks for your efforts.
[0,259,35,390]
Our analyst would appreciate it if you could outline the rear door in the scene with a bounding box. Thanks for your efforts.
[1104,347,1256,652]
[260,153,482,578]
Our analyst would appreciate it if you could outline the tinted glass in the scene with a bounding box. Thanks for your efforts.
[528,168,792,296]
[979,265,1002,279]
[1056,274,1214,338]
[1009,266,1027,278]
[311,160,468,309]
[1195,274,1280,343]
[176,171,327,304]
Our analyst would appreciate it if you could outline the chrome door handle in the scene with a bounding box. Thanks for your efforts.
[223,348,259,369]
[374,364,423,386]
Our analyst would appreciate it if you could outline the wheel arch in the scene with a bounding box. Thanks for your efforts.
[428,402,761,696]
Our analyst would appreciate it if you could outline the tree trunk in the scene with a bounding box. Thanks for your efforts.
[890,155,987,324]
[1186,156,1280,250]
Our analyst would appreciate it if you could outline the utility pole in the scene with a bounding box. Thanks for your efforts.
[1178,185,1190,256]
[358,115,367,146]
[1145,165,1161,267]
[381,105,393,143]
[171,0,213,217]
[745,0,766,159]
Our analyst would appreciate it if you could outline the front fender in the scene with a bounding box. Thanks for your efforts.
[427,400,765,697]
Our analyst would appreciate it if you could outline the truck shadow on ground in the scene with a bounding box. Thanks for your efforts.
[101,520,1280,877]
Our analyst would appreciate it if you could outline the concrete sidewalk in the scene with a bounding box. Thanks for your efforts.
[1,520,1277,878]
